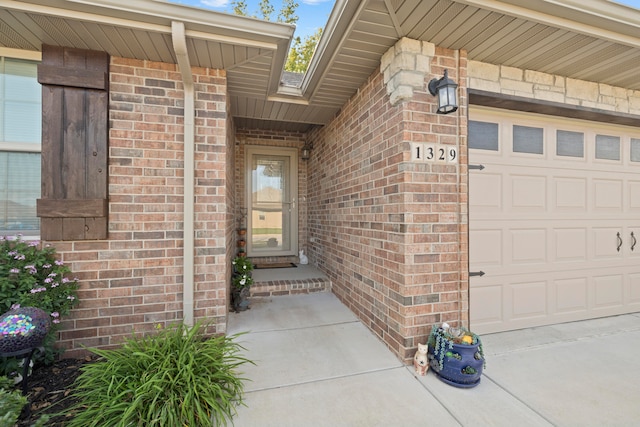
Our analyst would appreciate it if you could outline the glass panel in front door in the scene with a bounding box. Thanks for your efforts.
[249,152,297,256]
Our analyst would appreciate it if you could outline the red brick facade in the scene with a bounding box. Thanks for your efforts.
[47,47,469,363]
[51,58,232,356]
[307,48,469,360]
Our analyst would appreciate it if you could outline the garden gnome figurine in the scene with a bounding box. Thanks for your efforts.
[299,250,308,265]
[413,343,429,376]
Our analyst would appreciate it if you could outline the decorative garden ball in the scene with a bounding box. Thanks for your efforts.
[0,307,51,354]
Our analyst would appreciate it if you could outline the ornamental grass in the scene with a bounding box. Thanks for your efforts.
[65,322,252,427]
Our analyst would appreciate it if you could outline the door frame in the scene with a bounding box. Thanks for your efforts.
[244,145,299,257]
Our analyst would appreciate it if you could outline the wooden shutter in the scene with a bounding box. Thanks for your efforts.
[36,45,109,240]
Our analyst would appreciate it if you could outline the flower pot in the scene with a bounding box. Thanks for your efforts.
[231,287,250,312]
[237,239,246,248]
[428,326,484,388]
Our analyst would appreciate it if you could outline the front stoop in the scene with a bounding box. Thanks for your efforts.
[250,277,331,297]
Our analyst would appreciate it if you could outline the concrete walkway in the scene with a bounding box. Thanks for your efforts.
[227,292,640,427]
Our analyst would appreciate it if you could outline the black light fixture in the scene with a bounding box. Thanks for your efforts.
[428,69,458,114]
[301,142,312,160]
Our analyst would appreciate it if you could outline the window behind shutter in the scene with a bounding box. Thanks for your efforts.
[36,46,109,240]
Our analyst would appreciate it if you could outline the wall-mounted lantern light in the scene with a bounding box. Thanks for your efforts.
[428,69,458,114]
[301,142,312,160]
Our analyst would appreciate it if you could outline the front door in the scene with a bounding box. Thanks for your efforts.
[246,146,298,257]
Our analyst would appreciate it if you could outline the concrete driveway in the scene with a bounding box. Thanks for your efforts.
[227,292,640,427]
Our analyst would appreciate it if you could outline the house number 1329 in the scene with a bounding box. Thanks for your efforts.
[411,143,458,164]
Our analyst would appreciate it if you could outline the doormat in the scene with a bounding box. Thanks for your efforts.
[253,263,297,269]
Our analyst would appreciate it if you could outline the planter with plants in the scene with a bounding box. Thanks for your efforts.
[427,323,485,388]
[231,256,253,312]
[63,322,252,427]
[0,236,79,382]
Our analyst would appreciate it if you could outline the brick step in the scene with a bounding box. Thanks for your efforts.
[250,277,331,297]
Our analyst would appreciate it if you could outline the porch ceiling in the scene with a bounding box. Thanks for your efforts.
[298,0,640,128]
[2,0,640,133]
[0,0,294,111]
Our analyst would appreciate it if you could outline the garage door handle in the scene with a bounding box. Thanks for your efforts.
[617,232,623,252]
[632,232,637,251]
[469,271,485,277]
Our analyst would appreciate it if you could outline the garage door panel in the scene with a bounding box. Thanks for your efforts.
[593,179,623,210]
[554,177,587,210]
[554,277,588,314]
[469,229,502,267]
[511,175,546,209]
[510,280,548,320]
[593,274,624,308]
[629,181,640,210]
[629,273,640,304]
[554,228,587,262]
[626,226,640,258]
[469,173,502,211]
[511,229,546,264]
[593,227,622,259]
[469,283,503,326]
[470,107,640,334]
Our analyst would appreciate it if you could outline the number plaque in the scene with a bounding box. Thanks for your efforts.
[411,143,458,164]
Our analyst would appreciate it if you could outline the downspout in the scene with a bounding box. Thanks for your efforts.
[172,21,195,326]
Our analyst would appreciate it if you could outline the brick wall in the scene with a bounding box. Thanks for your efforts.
[51,57,231,356]
[307,45,469,361]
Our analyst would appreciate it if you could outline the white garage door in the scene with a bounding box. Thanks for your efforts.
[469,107,640,334]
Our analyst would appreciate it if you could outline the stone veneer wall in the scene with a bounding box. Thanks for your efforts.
[51,57,231,357]
[307,42,469,361]
[234,129,308,264]
[468,60,640,113]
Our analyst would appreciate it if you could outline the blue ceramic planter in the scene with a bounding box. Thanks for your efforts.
[428,327,484,388]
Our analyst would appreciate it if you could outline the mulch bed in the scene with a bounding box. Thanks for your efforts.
[14,356,97,427]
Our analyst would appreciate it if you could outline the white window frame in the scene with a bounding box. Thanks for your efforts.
[0,48,42,238]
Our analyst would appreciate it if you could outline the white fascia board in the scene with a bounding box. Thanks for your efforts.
[298,0,366,100]
[2,0,294,44]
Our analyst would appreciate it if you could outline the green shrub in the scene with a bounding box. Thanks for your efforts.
[231,256,253,289]
[0,375,27,427]
[0,236,79,376]
[65,322,252,427]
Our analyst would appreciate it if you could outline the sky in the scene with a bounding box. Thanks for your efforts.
[168,0,335,39]
[615,0,640,9]
[166,0,640,40]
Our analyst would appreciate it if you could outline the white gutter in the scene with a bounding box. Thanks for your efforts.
[171,21,195,327]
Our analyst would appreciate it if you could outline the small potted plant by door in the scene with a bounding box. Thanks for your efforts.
[427,323,485,388]
[231,256,253,312]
